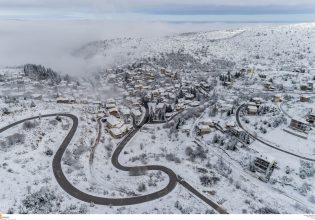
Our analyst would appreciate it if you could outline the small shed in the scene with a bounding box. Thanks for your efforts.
[300,95,311,102]
[272,94,282,102]
[306,113,315,124]
[196,124,211,135]
[247,105,258,115]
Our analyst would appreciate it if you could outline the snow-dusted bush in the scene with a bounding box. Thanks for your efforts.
[165,153,181,163]
[23,120,38,130]
[2,107,10,115]
[309,195,315,204]
[44,148,54,157]
[130,153,148,164]
[162,121,175,129]
[62,204,79,214]
[200,175,220,187]
[285,166,291,174]
[272,115,287,127]
[7,207,15,214]
[209,106,218,117]
[137,183,147,192]
[174,200,183,211]
[140,143,144,150]
[205,209,215,214]
[298,183,312,196]
[55,115,62,122]
[49,119,58,126]
[254,207,280,214]
[181,207,193,214]
[185,145,207,161]
[215,157,232,177]
[62,150,77,167]
[62,123,70,130]
[30,101,36,108]
[197,167,208,174]
[6,133,25,146]
[185,146,193,156]
[19,187,63,214]
[73,144,87,158]
[212,134,220,143]
[299,160,315,179]
[104,141,114,152]
[226,137,238,151]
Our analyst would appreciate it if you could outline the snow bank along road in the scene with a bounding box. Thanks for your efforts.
[89,117,102,165]
[0,112,227,214]
[236,104,315,162]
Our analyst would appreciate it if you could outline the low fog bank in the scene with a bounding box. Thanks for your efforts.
[0,20,268,76]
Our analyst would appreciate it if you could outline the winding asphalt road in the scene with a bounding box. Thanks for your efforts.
[236,104,315,162]
[0,110,227,213]
[0,112,178,206]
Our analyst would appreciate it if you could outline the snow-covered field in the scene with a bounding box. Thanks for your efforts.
[78,23,315,71]
[1,23,315,213]
[119,122,314,213]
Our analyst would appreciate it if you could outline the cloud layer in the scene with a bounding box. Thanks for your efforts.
[0,20,237,76]
[1,0,314,13]
[0,1,314,77]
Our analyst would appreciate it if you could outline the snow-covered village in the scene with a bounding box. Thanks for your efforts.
[0,1,315,216]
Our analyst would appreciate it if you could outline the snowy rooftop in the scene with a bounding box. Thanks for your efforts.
[106,115,122,126]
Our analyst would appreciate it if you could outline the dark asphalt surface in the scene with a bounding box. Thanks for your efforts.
[236,104,315,162]
[180,180,228,214]
[0,110,228,213]
[0,112,178,206]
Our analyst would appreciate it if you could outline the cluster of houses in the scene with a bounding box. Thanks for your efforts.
[107,64,209,123]
[102,98,144,139]
[263,74,314,92]
[56,92,144,139]
[245,94,285,115]
[243,94,314,135]
[52,63,212,138]
[0,69,109,113]
[289,109,315,134]
[103,115,132,139]
[195,118,240,136]
[196,119,217,135]
[287,96,315,134]
[0,70,47,103]
[246,97,264,115]
[102,98,148,139]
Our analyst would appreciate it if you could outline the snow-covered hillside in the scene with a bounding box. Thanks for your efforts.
[77,23,315,71]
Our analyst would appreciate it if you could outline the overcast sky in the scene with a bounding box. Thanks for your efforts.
[0,0,314,21]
